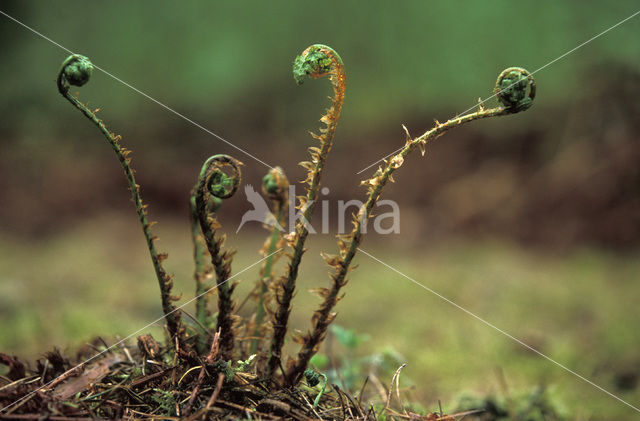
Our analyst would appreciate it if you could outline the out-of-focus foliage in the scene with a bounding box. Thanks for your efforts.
[1,1,638,248]
[1,1,638,137]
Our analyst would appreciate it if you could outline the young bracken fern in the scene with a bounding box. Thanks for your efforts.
[57,54,184,346]
[267,44,347,379]
[193,154,242,359]
[56,48,534,382]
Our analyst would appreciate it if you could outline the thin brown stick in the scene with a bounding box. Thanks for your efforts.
[128,366,174,388]
[357,376,369,407]
[42,364,85,391]
[183,331,220,417]
[203,375,224,416]
[385,364,407,412]
[300,393,323,420]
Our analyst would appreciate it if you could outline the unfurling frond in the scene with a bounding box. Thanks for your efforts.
[57,54,184,345]
[194,154,242,359]
[267,44,347,381]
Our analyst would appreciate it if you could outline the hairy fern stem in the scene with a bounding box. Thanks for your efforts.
[267,45,346,380]
[194,154,242,359]
[57,54,183,344]
[189,193,213,354]
[250,167,289,355]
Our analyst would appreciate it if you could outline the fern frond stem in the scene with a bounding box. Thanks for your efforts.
[190,195,208,324]
[267,45,346,379]
[287,105,514,383]
[198,216,234,359]
[250,203,284,355]
[195,155,241,359]
[190,193,212,354]
[57,55,182,343]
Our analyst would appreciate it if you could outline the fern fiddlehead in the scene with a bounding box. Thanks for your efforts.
[495,67,536,112]
[194,154,242,359]
[267,44,346,379]
[57,54,183,343]
[250,167,289,355]
[286,67,536,384]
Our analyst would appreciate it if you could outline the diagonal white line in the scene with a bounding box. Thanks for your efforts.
[0,248,282,414]
[88,63,274,169]
[455,9,640,120]
[356,145,405,175]
[0,9,273,170]
[357,247,640,414]
[356,9,640,175]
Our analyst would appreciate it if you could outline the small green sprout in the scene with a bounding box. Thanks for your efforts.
[304,368,327,408]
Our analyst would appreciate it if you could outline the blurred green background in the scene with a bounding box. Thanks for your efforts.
[1,1,639,418]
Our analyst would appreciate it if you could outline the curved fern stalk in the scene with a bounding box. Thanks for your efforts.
[189,192,214,354]
[267,44,346,379]
[286,67,536,384]
[57,54,184,344]
[250,167,289,356]
[194,154,242,359]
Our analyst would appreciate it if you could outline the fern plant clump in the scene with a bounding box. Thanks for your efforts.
[0,44,535,420]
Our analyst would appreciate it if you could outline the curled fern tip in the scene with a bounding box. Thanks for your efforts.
[495,67,536,113]
[194,153,242,359]
[293,44,343,85]
[202,154,241,199]
[262,166,289,202]
[59,54,93,91]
